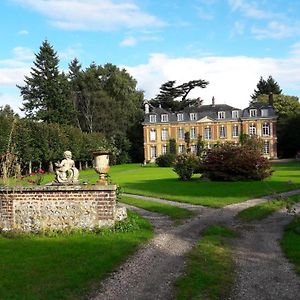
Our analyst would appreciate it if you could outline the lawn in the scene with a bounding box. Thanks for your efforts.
[0,211,153,300]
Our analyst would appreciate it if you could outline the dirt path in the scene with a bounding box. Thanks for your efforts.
[90,190,300,300]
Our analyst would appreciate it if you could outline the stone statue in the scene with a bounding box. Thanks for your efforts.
[54,151,79,184]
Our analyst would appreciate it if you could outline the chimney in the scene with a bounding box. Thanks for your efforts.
[268,92,274,106]
[212,96,215,107]
[145,103,150,114]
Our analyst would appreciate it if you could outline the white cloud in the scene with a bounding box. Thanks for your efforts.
[230,21,245,37]
[18,29,29,35]
[12,0,165,31]
[125,53,300,109]
[58,44,83,60]
[290,41,300,57]
[120,37,137,47]
[0,93,23,113]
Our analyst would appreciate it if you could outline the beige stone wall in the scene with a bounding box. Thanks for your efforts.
[0,185,117,232]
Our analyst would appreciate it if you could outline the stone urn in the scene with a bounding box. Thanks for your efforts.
[93,151,110,185]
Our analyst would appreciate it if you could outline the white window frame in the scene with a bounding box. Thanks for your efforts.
[191,144,197,153]
[218,111,225,119]
[161,114,168,122]
[178,144,185,153]
[250,109,257,117]
[178,127,184,140]
[150,146,157,159]
[232,110,239,119]
[150,129,156,141]
[261,109,268,117]
[262,123,270,136]
[177,113,184,121]
[219,125,226,138]
[263,141,270,155]
[190,127,196,139]
[204,127,212,140]
[232,125,239,138]
[190,112,197,121]
[149,115,156,123]
[249,124,256,135]
[161,128,168,141]
[162,144,167,155]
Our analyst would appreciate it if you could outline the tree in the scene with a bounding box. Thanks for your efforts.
[251,76,282,100]
[18,40,74,124]
[150,79,209,112]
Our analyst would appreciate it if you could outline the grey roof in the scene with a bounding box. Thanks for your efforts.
[241,103,277,118]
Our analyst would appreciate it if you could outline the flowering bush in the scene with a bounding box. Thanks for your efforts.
[28,168,45,185]
[173,154,199,181]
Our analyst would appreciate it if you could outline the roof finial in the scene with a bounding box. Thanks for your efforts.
[212,96,215,107]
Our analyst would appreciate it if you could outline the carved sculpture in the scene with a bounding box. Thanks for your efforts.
[54,151,79,184]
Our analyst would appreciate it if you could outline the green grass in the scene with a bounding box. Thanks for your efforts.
[175,225,236,300]
[237,194,300,222]
[281,217,300,275]
[0,211,153,300]
[120,196,194,222]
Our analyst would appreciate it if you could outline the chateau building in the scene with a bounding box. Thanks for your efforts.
[143,96,277,162]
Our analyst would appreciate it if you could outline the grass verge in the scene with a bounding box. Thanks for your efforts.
[120,196,194,222]
[0,211,153,300]
[175,225,236,300]
[237,194,300,222]
[281,216,300,275]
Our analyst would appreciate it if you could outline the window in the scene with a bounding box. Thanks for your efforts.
[150,129,156,141]
[161,114,168,122]
[150,146,157,159]
[178,144,185,153]
[162,144,167,155]
[262,123,270,136]
[190,127,196,139]
[261,109,268,117]
[149,115,156,123]
[250,109,257,117]
[219,125,226,138]
[190,112,197,121]
[218,111,225,119]
[263,142,270,155]
[232,125,239,137]
[249,124,256,135]
[177,113,184,121]
[204,127,212,140]
[232,110,239,119]
[178,127,184,140]
[161,128,168,141]
[191,145,197,154]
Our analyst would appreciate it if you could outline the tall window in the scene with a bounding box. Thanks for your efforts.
[162,144,167,155]
[262,123,270,136]
[178,144,185,153]
[178,127,184,140]
[250,109,257,117]
[263,141,270,155]
[190,112,197,121]
[232,125,239,137]
[150,129,156,141]
[232,110,239,119]
[191,145,197,153]
[249,124,256,135]
[218,111,225,119]
[150,146,157,159]
[261,109,268,117]
[149,115,156,123]
[219,125,226,138]
[161,128,168,141]
[204,127,212,140]
[190,127,196,139]
[177,113,184,121]
[161,114,168,122]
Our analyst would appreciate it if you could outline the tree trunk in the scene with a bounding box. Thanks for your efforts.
[85,161,88,169]
[29,161,32,175]
[79,161,82,170]
[49,161,54,173]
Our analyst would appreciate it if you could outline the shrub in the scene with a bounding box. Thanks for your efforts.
[173,154,199,181]
[201,142,272,181]
[156,153,176,167]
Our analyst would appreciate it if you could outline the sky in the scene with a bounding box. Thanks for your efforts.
[1,0,300,114]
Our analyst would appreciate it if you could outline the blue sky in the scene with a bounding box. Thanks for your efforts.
[1,0,300,113]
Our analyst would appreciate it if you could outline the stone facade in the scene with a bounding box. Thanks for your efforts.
[0,185,122,232]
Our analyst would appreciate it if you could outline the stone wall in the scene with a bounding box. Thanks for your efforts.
[0,185,120,232]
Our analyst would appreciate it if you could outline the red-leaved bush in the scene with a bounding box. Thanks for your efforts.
[201,142,273,181]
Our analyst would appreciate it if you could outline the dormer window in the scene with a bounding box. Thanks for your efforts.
[161,114,168,122]
[149,115,156,123]
[190,112,197,121]
[218,111,225,119]
[177,113,184,121]
[232,110,239,119]
[250,109,257,117]
[261,109,268,117]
